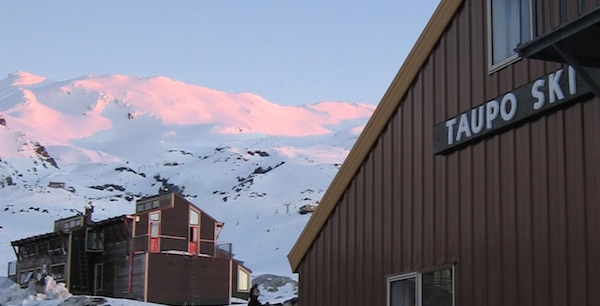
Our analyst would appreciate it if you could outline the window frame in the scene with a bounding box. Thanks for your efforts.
[189,209,200,226]
[20,269,34,285]
[237,266,251,292]
[86,228,105,252]
[387,266,454,306]
[7,261,17,277]
[94,263,103,292]
[149,211,161,238]
[50,263,66,280]
[487,0,534,73]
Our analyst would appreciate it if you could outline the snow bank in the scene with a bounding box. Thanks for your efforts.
[0,276,71,306]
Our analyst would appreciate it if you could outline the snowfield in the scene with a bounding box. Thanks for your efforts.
[0,72,374,304]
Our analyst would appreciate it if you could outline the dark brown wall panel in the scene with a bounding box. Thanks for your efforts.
[422,60,435,270]
[363,147,375,300]
[161,195,187,238]
[583,98,600,304]
[147,254,229,305]
[547,110,569,306]
[391,110,404,273]
[382,122,394,276]
[432,44,448,267]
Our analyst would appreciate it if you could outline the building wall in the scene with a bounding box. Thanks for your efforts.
[533,0,600,35]
[132,193,218,253]
[96,240,130,297]
[68,229,89,294]
[13,236,69,285]
[146,253,231,305]
[231,261,251,300]
[298,1,600,305]
[129,253,147,301]
[160,193,188,239]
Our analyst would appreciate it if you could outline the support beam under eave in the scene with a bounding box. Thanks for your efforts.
[553,42,600,100]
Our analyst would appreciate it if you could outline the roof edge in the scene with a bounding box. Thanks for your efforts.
[288,0,465,272]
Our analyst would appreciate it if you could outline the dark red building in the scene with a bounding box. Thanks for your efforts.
[11,192,252,305]
[289,0,600,305]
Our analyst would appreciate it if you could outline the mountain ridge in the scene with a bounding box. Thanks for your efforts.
[0,72,373,283]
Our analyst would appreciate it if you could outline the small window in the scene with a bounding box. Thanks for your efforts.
[86,229,104,251]
[20,270,33,284]
[35,267,43,281]
[50,264,66,280]
[152,200,159,208]
[387,267,453,306]
[150,223,159,237]
[389,274,416,305]
[136,203,144,212]
[488,0,532,71]
[7,262,17,277]
[149,212,160,238]
[23,245,35,257]
[238,267,251,292]
[190,210,199,225]
[49,238,63,253]
[189,227,199,242]
[95,264,103,291]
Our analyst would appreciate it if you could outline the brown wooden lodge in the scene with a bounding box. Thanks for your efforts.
[288,0,600,305]
[9,192,252,305]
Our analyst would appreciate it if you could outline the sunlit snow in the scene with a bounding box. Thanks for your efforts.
[0,72,374,304]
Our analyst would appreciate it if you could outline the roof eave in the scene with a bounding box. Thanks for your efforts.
[287,0,466,273]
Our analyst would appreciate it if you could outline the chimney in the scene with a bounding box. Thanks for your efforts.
[85,204,94,225]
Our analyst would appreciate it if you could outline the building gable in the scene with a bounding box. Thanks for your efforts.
[288,0,465,272]
[289,1,600,305]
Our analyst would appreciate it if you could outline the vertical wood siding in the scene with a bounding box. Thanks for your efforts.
[146,254,230,305]
[129,253,146,301]
[298,0,600,305]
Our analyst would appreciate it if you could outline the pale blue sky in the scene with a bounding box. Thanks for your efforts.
[1,1,440,106]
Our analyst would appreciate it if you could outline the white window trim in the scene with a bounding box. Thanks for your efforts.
[487,0,534,73]
[387,266,455,306]
[387,272,418,306]
[237,266,251,292]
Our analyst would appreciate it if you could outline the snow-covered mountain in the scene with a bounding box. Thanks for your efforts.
[0,71,374,287]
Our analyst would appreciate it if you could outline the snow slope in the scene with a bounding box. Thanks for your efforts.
[0,71,374,301]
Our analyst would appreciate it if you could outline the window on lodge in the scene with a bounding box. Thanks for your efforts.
[136,199,160,213]
[50,264,65,280]
[149,211,161,253]
[189,210,199,242]
[149,212,160,237]
[86,229,104,251]
[387,267,453,306]
[49,238,64,254]
[20,270,33,285]
[95,263,103,291]
[488,0,532,71]
[238,267,251,292]
[62,218,83,231]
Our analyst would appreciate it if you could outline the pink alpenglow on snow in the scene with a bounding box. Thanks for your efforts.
[0,72,374,292]
[5,71,46,86]
[0,73,374,139]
